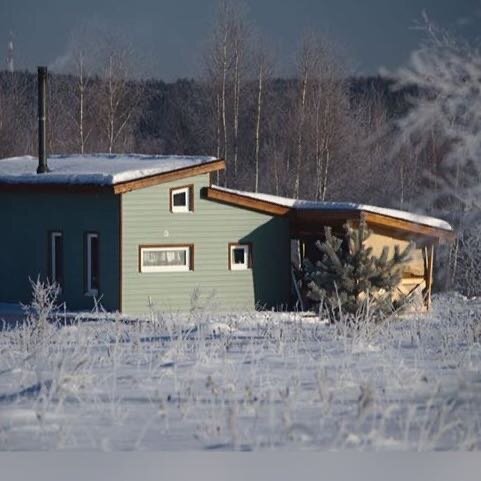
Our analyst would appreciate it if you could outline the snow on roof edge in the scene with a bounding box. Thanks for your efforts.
[211,185,453,232]
[0,154,219,186]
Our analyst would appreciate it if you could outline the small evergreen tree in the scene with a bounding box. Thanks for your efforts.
[303,220,413,321]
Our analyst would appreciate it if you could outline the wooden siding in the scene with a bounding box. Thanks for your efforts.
[121,174,291,313]
[0,191,120,311]
[364,230,429,305]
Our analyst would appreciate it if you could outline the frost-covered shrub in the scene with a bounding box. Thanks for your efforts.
[21,277,60,351]
[454,225,481,297]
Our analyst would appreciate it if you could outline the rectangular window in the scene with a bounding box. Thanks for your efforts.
[49,231,63,286]
[229,243,251,271]
[85,233,99,296]
[170,185,193,213]
[140,245,193,272]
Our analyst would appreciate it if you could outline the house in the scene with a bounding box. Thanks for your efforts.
[0,153,454,315]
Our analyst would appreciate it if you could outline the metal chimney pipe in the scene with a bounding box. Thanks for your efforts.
[37,66,49,174]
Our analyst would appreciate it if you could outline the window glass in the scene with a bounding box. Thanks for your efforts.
[86,233,99,295]
[233,247,245,265]
[173,191,187,207]
[49,232,63,286]
[140,246,192,272]
[144,249,187,267]
[171,186,192,213]
[230,244,250,270]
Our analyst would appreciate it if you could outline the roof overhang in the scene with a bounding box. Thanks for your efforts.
[204,186,456,243]
[291,209,455,244]
[0,159,226,195]
[204,185,291,216]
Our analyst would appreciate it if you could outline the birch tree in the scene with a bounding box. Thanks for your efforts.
[231,10,250,179]
[308,38,349,201]
[253,41,273,192]
[205,1,233,170]
[204,0,250,185]
[293,35,316,198]
[95,33,144,154]
[59,26,98,153]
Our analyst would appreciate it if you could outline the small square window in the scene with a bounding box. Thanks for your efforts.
[170,186,193,213]
[229,244,251,271]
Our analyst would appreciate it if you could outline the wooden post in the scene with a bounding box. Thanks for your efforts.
[424,244,435,310]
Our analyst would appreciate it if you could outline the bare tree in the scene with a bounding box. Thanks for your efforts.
[0,72,36,158]
[74,50,94,154]
[49,22,145,155]
[58,26,98,154]
[289,33,354,201]
[293,35,316,198]
[96,36,144,154]
[205,1,233,172]
[308,37,349,201]
[231,4,251,179]
[204,0,251,184]
[252,40,273,192]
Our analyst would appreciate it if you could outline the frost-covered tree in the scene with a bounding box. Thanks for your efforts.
[303,221,413,321]
[391,14,481,292]
[393,14,481,223]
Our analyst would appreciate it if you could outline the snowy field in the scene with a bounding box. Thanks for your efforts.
[1,293,481,451]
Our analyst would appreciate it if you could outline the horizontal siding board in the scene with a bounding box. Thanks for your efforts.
[122,174,290,313]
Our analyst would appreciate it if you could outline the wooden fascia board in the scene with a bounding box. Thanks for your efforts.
[290,208,454,242]
[204,187,291,216]
[113,159,226,194]
[363,211,456,242]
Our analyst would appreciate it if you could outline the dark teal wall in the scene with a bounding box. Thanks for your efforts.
[0,191,120,311]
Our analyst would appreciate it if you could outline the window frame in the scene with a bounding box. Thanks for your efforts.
[139,244,194,273]
[228,243,252,271]
[85,232,100,296]
[48,230,63,288]
[169,184,194,213]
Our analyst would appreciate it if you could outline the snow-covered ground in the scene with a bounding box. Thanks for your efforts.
[1,293,481,451]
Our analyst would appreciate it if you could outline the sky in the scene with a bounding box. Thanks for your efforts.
[0,0,480,80]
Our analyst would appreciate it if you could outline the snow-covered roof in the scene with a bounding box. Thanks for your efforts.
[0,154,218,185]
[211,185,453,232]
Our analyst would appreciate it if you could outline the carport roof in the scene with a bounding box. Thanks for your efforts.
[205,186,455,242]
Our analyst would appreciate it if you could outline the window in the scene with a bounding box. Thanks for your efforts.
[48,231,63,287]
[139,245,193,272]
[170,185,193,213]
[229,243,251,271]
[85,233,99,296]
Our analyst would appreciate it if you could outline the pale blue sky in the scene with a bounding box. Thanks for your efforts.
[1,0,480,79]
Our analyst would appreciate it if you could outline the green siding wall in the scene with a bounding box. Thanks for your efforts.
[121,174,291,313]
[0,191,120,311]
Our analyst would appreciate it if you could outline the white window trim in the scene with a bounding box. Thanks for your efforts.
[50,232,62,286]
[86,233,99,296]
[140,246,192,273]
[171,186,191,213]
[230,244,250,271]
